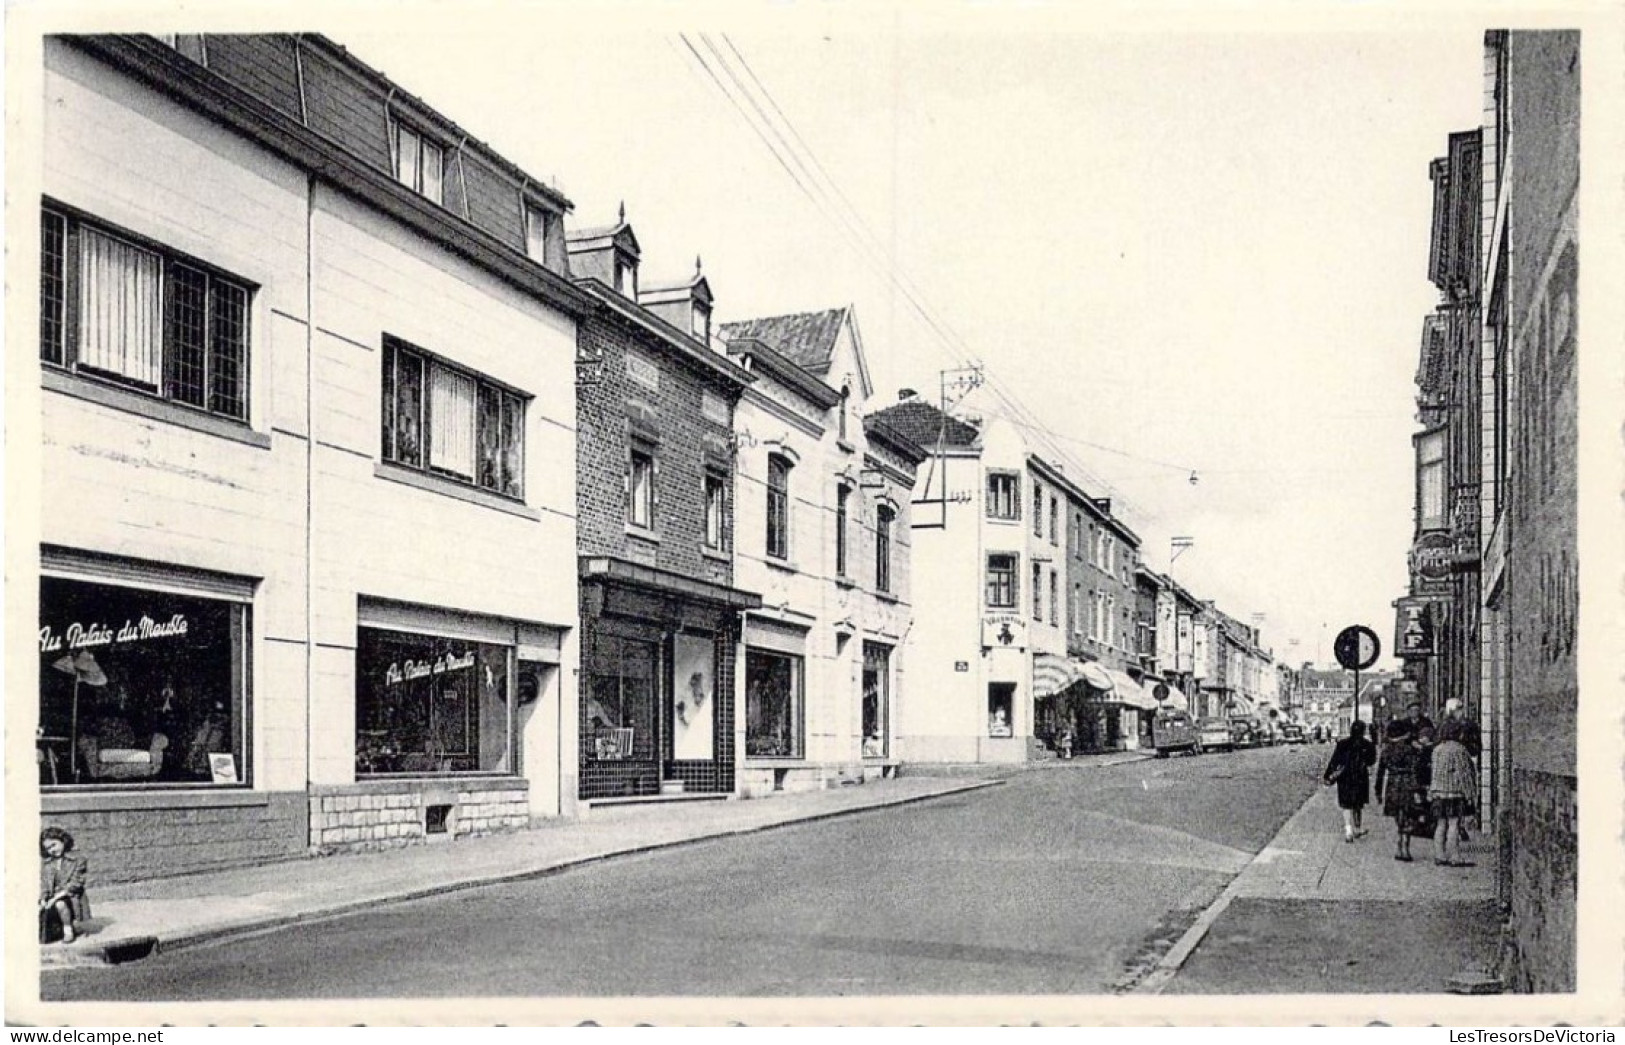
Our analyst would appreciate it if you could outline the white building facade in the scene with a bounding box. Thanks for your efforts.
[34,34,584,881]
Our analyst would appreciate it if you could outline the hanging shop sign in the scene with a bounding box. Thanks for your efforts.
[981,613,1027,649]
[1394,598,1436,659]
[1410,532,1455,584]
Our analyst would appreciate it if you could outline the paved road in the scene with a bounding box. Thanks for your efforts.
[45,744,1329,1000]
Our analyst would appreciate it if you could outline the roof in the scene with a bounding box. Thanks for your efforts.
[717,308,847,376]
[863,414,931,467]
[866,398,980,450]
[725,337,841,409]
[566,221,641,259]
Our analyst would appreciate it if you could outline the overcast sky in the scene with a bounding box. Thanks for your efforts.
[333,11,1488,671]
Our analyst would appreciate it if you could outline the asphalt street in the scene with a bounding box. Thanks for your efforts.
[45,744,1328,1000]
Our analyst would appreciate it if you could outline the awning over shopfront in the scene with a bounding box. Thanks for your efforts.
[1032,652,1088,699]
[1079,661,1114,693]
[1155,682,1191,714]
[1103,668,1160,710]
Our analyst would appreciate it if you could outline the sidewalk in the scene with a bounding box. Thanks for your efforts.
[1145,783,1502,994]
[39,776,999,971]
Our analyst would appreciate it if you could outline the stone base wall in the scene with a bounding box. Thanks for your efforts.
[40,792,307,884]
[1502,767,1577,992]
[737,762,891,799]
[309,778,529,855]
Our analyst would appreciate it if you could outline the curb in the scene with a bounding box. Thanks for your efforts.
[1129,785,1321,994]
[45,778,1003,969]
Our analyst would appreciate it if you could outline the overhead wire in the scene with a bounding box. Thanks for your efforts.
[695,33,1157,513]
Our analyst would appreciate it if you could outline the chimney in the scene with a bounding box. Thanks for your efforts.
[1094,497,1112,513]
[898,388,918,401]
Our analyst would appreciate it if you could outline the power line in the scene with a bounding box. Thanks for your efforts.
[685,33,1137,507]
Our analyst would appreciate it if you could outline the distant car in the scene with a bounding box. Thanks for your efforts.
[1229,717,1263,748]
[1196,717,1233,753]
[1279,723,1307,745]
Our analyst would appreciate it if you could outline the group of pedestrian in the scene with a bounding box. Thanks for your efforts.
[1321,698,1481,867]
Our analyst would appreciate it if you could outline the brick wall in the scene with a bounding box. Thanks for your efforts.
[1502,768,1576,992]
[1500,29,1579,994]
[47,794,307,884]
[576,312,737,589]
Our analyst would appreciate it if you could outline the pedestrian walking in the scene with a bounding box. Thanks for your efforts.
[1323,719,1377,842]
[1374,719,1425,861]
[1442,697,1483,842]
[39,826,90,944]
[1429,720,1477,867]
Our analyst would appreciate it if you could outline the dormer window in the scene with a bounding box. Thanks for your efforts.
[393,122,444,205]
[615,260,637,298]
[691,303,711,342]
[524,206,550,264]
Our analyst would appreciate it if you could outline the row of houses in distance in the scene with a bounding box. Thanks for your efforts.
[31,32,1281,886]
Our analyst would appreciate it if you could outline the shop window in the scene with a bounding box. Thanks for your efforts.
[382,337,526,499]
[703,471,727,550]
[673,634,716,761]
[393,121,444,204]
[862,643,890,758]
[875,504,894,594]
[987,553,1018,609]
[355,628,512,775]
[766,454,792,560]
[38,577,249,789]
[585,633,657,762]
[629,446,656,530]
[39,206,252,421]
[988,683,1015,738]
[987,471,1020,521]
[745,649,802,758]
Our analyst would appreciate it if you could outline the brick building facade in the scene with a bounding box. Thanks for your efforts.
[1480,29,1579,993]
[568,223,760,804]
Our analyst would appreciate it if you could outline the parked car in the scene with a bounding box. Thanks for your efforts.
[1229,717,1263,748]
[1279,723,1307,745]
[1151,709,1200,757]
[1196,717,1233,753]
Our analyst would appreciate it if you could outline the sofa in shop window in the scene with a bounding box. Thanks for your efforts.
[77,731,169,782]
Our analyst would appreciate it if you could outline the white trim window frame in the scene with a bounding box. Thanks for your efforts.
[392,120,445,205]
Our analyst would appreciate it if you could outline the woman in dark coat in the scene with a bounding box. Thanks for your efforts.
[1323,719,1377,842]
[40,826,90,944]
[1375,720,1425,860]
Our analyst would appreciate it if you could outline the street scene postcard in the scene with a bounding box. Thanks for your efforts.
[6,0,1623,1030]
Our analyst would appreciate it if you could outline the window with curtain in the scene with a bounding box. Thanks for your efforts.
[766,455,791,560]
[630,447,655,530]
[704,472,726,550]
[1417,428,1447,531]
[40,207,253,422]
[382,337,526,499]
[394,122,444,205]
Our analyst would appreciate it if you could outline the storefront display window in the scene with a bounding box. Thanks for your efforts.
[39,577,249,788]
[585,633,658,762]
[355,628,512,775]
[862,643,889,758]
[745,649,802,758]
[988,682,1015,737]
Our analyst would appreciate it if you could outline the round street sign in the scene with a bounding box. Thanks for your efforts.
[1153,683,1170,702]
[1334,625,1381,671]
